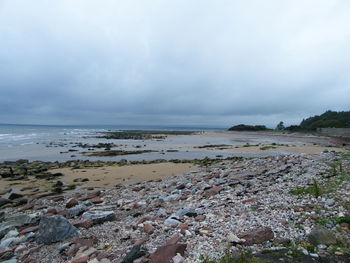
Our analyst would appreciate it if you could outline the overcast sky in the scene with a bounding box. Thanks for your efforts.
[0,0,349,128]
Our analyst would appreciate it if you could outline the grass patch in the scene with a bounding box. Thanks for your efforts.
[66,183,76,190]
[290,178,322,197]
[336,217,350,224]
[196,144,232,149]
[259,145,277,151]
[200,252,267,263]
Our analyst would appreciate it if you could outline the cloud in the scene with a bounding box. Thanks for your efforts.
[0,0,349,127]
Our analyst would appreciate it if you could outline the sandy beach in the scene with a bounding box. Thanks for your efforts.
[50,162,197,188]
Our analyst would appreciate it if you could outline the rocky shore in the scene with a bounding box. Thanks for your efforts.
[0,151,350,263]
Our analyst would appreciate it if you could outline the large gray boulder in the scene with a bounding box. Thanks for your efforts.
[307,225,337,245]
[36,215,79,244]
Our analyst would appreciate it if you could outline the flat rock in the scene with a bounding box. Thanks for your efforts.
[164,218,181,226]
[66,199,79,208]
[72,219,94,229]
[89,197,103,204]
[150,243,187,263]
[67,201,93,219]
[174,208,197,218]
[238,227,274,245]
[19,226,39,235]
[36,215,79,244]
[0,247,14,260]
[203,185,223,198]
[82,211,116,224]
[0,198,13,207]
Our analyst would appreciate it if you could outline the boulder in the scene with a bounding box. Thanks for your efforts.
[143,223,155,234]
[150,243,187,263]
[67,201,93,219]
[238,227,274,245]
[66,199,79,208]
[164,218,181,226]
[122,245,148,263]
[36,215,79,244]
[203,186,223,198]
[89,197,103,204]
[8,193,23,200]
[174,208,197,218]
[307,226,337,245]
[82,211,116,224]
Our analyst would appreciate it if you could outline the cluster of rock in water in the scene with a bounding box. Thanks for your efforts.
[0,152,350,263]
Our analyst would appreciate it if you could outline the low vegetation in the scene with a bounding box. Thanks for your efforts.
[195,144,232,149]
[290,178,322,197]
[200,252,267,263]
[290,154,350,199]
[228,124,270,132]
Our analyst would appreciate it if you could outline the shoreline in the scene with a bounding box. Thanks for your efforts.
[0,131,349,262]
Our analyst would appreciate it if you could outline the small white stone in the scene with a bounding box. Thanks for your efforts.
[172,253,185,263]
[227,233,244,244]
[185,230,193,237]
[300,248,309,255]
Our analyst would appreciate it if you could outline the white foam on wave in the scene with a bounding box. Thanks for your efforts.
[20,142,34,146]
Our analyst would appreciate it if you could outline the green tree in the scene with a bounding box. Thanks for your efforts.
[276,121,285,130]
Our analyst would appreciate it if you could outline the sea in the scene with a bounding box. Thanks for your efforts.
[0,124,226,162]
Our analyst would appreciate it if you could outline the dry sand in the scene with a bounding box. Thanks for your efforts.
[50,162,197,189]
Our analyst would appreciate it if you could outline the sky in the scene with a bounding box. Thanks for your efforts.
[0,0,349,128]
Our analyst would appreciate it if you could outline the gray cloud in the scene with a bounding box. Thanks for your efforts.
[0,0,349,127]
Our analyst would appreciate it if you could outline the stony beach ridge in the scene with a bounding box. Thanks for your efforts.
[0,150,349,263]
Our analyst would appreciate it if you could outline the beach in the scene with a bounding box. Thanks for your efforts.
[0,129,349,262]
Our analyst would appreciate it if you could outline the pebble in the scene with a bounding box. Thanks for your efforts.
[0,152,349,263]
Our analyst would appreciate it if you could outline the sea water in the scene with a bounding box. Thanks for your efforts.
[0,124,230,162]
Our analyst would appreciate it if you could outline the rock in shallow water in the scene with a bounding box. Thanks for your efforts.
[36,215,79,244]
